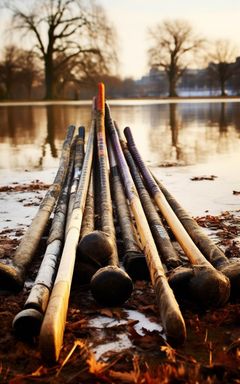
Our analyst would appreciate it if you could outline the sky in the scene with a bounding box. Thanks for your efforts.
[0,0,240,80]
[100,0,240,79]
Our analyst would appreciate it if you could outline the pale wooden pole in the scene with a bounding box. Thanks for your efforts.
[39,109,95,363]
[65,126,85,235]
[13,143,75,337]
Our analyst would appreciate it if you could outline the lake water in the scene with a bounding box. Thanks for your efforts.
[0,99,240,171]
[0,99,239,216]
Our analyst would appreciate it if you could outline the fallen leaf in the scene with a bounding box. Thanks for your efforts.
[98,307,124,319]
[87,353,108,375]
[109,369,137,382]
[191,175,217,181]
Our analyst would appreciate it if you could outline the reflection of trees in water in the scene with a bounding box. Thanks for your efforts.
[0,106,34,144]
[148,101,240,166]
[229,103,240,136]
[169,103,182,162]
[148,103,184,164]
[1,102,240,169]
[38,106,58,168]
[219,103,228,133]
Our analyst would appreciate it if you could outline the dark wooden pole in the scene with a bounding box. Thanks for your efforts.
[105,103,186,345]
[124,126,230,308]
[75,169,113,285]
[152,171,240,297]
[107,136,148,281]
[90,83,133,307]
[118,131,181,271]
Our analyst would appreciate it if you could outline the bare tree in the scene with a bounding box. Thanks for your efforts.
[5,0,118,99]
[0,44,41,99]
[17,50,41,98]
[207,39,237,96]
[148,19,204,97]
[0,45,20,98]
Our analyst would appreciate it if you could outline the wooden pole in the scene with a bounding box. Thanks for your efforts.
[39,109,95,363]
[118,131,181,270]
[0,126,75,291]
[124,127,230,308]
[105,103,186,345]
[107,136,148,281]
[12,143,75,337]
[152,171,240,298]
[90,83,133,307]
[65,126,85,235]
[77,164,114,268]
[75,169,113,285]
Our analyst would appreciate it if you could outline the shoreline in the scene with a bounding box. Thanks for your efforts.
[0,95,240,107]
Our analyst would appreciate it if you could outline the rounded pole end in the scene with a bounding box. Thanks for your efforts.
[13,308,43,338]
[189,265,230,308]
[78,230,113,266]
[219,262,240,299]
[0,263,24,291]
[91,265,133,307]
[169,265,230,308]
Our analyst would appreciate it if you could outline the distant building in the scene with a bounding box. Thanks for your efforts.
[135,59,240,97]
[136,68,168,97]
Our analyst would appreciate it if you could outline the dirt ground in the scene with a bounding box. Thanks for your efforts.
[0,181,240,383]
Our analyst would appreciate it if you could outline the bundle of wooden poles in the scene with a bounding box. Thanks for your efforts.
[3,83,240,363]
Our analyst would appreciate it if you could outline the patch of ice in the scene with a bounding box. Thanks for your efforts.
[88,316,127,329]
[92,333,132,361]
[88,309,163,360]
[126,309,163,336]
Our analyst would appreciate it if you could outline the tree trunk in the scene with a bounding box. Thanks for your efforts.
[220,80,226,96]
[45,56,54,99]
[169,77,178,97]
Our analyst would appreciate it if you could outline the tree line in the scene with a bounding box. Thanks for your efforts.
[0,0,239,100]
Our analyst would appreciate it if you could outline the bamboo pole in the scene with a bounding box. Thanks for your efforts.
[39,109,95,363]
[124,127,230,308]
[152,171,240,297]
[107,136,149,281]
[105,103,186,345]
[0,126,75,291]
[12,143,75,337]
[90,83,133,307]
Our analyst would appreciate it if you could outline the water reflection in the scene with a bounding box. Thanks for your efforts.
[0,101,240,170]
[219,103,228,133]
[38,106,58,168]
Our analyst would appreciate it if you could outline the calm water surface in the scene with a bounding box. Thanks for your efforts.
[0,100,240,171]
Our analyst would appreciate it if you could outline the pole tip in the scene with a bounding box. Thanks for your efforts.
[97,82,105,112]
[13,308,43,338]
[91,265,133,307]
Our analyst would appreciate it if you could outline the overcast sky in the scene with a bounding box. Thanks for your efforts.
[100,0,240,79]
